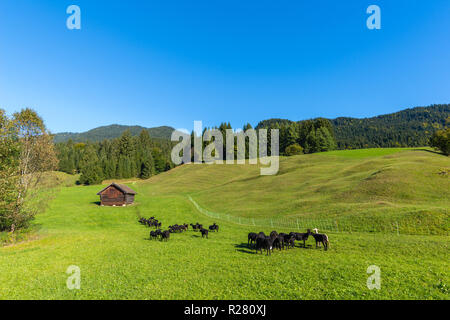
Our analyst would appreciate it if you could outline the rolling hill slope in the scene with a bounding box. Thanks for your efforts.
[140,148,450,234]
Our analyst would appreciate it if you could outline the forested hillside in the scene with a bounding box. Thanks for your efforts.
[54,124,175,143]
[56,130,175,185]
[257,104,449,149]
[54,104,449,184]
[332,104,449,149]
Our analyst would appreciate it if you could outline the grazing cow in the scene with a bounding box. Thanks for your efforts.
[161,230,170,241]
[255,237,263,253]
[311,233,330,250]
[209,223,219,232]
[256,236,274,256]
[169,224,186,233]
[254,232,267,251]
[286,236,295,249]
[191,223,203,232]
[273,235,284,251]
[281,234,290,247]
[200,228,209,239]
[257,232,266,239]
[295,229,312,247]
[149,230,158,240]
[248,232,258,247]
[147,219,160,228]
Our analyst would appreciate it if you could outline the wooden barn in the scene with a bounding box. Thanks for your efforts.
[96,183,137,206]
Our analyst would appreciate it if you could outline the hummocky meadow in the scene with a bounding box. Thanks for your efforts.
[0,148,449,299]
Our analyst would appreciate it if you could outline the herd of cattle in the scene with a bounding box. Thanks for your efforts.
[139,217,330,255]
[139,217,219,241]
[248,229,330,255]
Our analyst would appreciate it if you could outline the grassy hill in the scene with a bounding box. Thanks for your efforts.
[53,124,175,143]
[145,148,449,234]
[0,148,448,299]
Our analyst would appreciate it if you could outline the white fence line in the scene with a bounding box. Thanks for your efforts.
[188,195,338,232]
[187,195,445,235]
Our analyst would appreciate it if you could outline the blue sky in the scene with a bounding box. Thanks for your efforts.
[0,0,449,133]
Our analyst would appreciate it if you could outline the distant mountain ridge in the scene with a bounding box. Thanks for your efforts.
[54,124,175,143]
[54,104,449,148]
[256,104,450,149]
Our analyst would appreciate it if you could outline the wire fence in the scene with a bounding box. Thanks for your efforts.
[188,196,448,236]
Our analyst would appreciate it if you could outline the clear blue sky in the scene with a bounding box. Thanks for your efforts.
[1,0,449,133]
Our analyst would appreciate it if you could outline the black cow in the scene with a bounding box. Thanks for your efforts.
[248,232,258,247]
[149,230,158,240]
[273,235,284,251]
[311,233,330,250]
[161,230,170,241]
[256,236,274,256]
[191,223,203,232]
[285,236,295,249]
[200,228,209,239]
[257,232,266,239]
[295,229,312,247]
[209,223,219,232]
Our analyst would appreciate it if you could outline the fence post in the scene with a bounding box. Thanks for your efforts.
[296,219,299,230]
[271,219,273,228]
[335,220,339,233]
[396,221,399,236]
[253,218,255,226]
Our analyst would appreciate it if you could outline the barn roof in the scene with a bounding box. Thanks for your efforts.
[96,183,137,195]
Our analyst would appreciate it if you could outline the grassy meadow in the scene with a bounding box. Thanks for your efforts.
[0,148,449,299]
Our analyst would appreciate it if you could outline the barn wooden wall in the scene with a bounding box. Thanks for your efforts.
[100,186,126,206]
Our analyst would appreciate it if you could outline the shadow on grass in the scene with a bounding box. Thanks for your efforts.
[235,243,257,254]
[91,201,101,206]
[296,244,314,249]
[412,148,447,156]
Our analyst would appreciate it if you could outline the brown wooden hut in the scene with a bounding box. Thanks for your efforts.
[96,183,137,206]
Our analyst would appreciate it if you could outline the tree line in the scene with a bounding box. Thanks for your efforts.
[257,104,450,150]
[255,118,336,155]
[56,130,175,185]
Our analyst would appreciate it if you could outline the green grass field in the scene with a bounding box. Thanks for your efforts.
[0,148,449,299]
